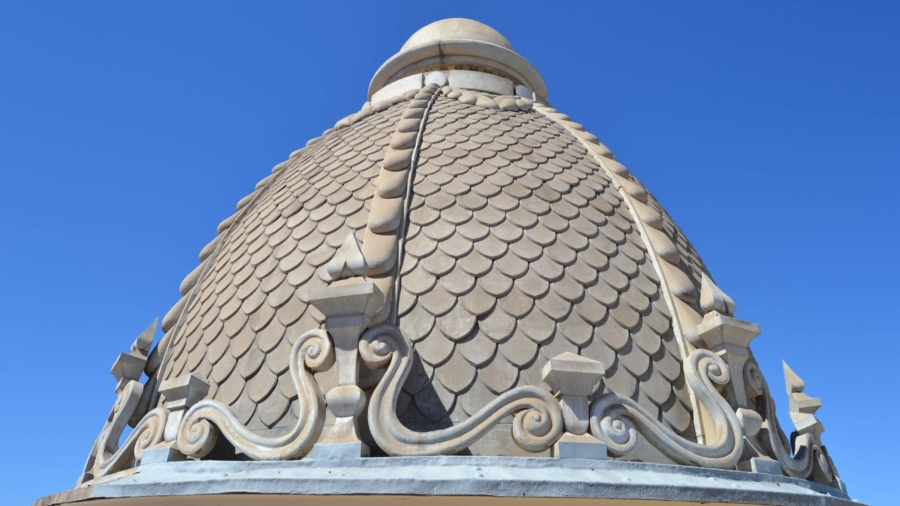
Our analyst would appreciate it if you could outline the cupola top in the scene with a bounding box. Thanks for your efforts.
[368,18,547,101]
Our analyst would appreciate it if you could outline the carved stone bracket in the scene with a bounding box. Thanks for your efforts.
[78,321,166,486]
[176,329,333,460]
[360,324,563,456]
[89,381,167,480]
[744,360,838,485]
[589,349,744,468]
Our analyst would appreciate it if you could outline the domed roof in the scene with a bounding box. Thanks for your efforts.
[401,18,514,51]
[48,19,852,506]
[157,88,695,456]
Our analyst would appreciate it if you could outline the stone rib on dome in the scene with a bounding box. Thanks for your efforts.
[45,18,853,506]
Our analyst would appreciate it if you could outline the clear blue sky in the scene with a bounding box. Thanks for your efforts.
[1,2,896,504]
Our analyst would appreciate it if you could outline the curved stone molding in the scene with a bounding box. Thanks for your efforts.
[92,381,167,479]
[356,82,442,325]
[360,324,564,455]
[440,86,533,112]
[589,349,743,468]
[744,361,836,484]
[176,329,334,460]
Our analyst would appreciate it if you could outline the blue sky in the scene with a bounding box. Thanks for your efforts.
[1,2,896,504]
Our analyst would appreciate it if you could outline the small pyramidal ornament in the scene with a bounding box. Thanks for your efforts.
[783,361,825,441]
[700,272,736,315]
[326,233,368,281]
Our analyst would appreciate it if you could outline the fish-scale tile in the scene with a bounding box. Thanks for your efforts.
[413,380,456,423]
[603,359,638,399]
[535,290,571,321]
[499,330,539,368]
[631,320,663,356]
[520,309,556,344]
[438,304,477,341]
[415,326,455,367]
[617,340,651,378]
[459,376,498,417]
[435,352,477,394]
[479,351,519,394]
[402,269,436,295]
[440,264,476,296]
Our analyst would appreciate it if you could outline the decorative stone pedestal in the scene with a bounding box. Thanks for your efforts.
[141,372,209,465]
[542,352,607,460]
[309,280,385,458]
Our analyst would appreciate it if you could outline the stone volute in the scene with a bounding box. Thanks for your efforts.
[35,18,859,506]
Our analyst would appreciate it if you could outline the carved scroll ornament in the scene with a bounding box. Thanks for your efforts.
[176,329,334,460]
[744,361,836,484]
[590,349,744,468]
[78,321,166,484]
[90,381,167,479]
[360,324,564,455]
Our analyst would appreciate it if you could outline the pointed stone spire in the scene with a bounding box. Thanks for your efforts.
[783,362,825,441]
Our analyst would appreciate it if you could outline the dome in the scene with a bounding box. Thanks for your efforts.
[401,18,515,51]
[38,20,855,506]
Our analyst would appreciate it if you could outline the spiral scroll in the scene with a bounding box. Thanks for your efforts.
[176,329,333,460]
[360,324,563,456]
[744,361,835,483]
[589,349,743,468]
[92,381,167,478]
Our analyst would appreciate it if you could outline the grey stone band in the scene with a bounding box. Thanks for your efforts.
[49,456,853,506]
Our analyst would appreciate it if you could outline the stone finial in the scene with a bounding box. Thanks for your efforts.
[326,233,368,281]
[110,319,157,392]
[700,273,736,316]
[542,352,606,459]
[783,362,824,441]
[131,318,157,355]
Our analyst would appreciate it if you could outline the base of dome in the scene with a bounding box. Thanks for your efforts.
[36,455,856,506]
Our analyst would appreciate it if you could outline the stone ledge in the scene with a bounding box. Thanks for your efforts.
[36,456,858,506]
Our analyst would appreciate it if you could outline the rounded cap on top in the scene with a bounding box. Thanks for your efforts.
[369,18,547,101]
[401,18,514,52]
